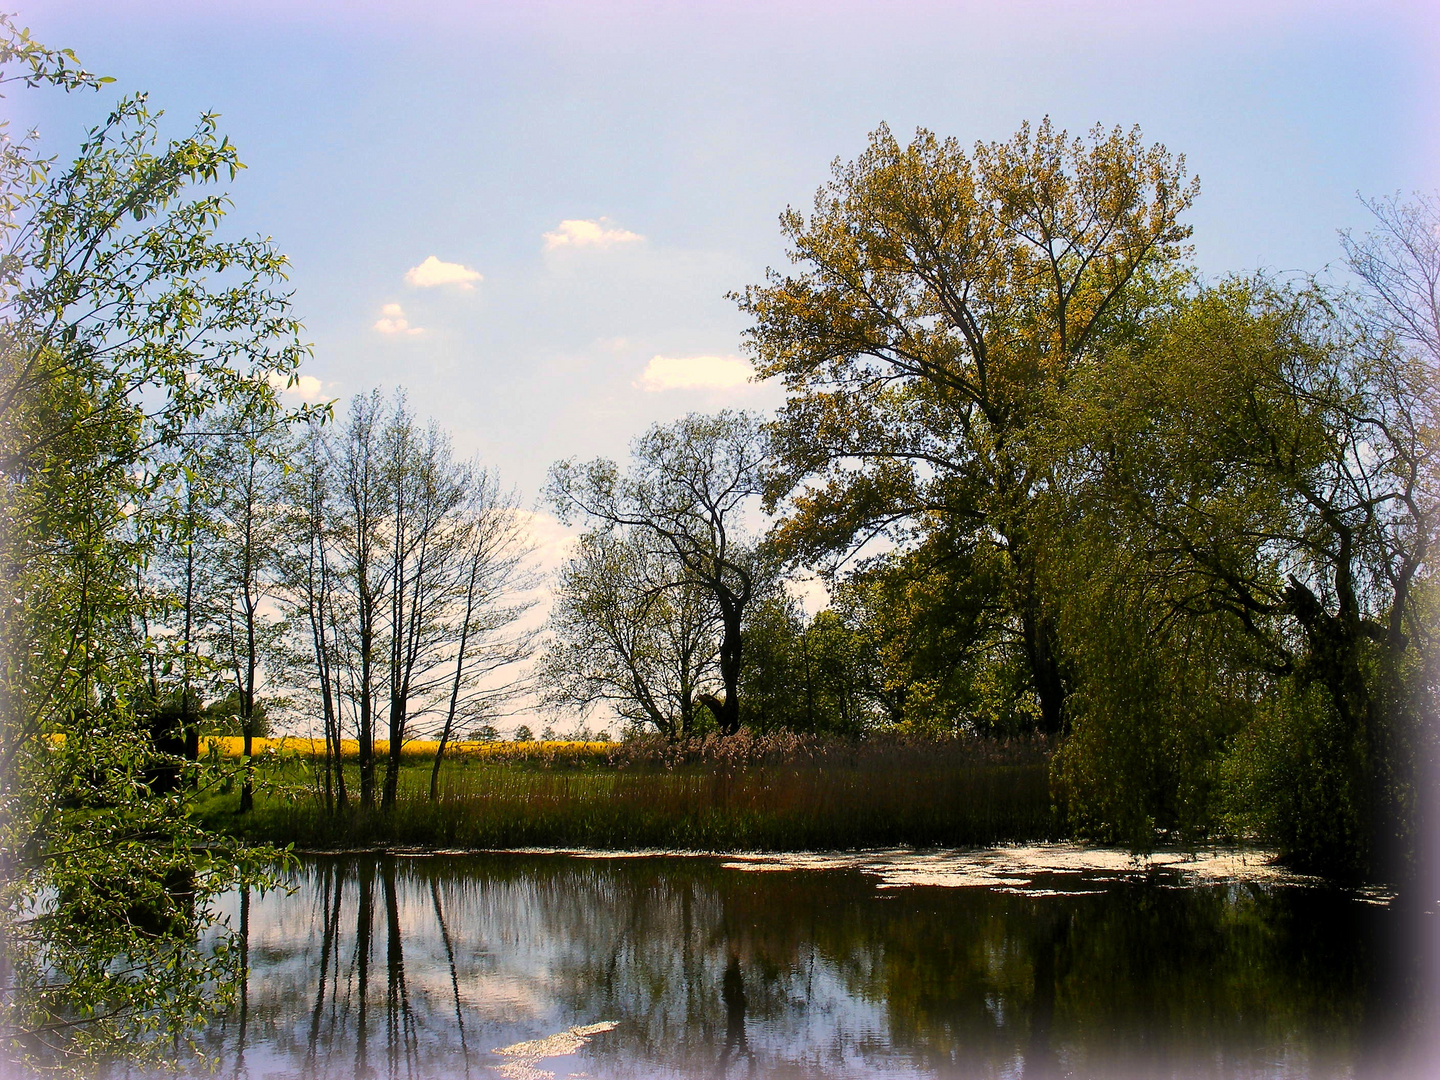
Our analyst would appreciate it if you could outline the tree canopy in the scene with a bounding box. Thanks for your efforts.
[736,119,1198,735]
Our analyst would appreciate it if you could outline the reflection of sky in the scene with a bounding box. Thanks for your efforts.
[212,858,915,1079]
[177,851,1430,1080]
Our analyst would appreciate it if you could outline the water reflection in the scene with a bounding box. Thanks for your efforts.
[193,851,1430,1080]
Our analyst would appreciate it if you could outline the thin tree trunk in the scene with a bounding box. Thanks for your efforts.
[431,546,482,800]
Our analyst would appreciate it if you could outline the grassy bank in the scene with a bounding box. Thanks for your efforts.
[201,733,1060,851]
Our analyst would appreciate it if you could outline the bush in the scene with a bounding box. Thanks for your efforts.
[1220,681,1371,881]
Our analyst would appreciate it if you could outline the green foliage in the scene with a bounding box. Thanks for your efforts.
[1220,682,1371,881]
[0,19,300,1069]
[738,119,1198,735]
[738,597,881,735]
[1048,270,1438,879]
[200,691,272,738]
[1051,558,1257,849]
[833,539,1047,737]
[739,118,1436,882]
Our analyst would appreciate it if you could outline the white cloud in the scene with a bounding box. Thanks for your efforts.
[543,218,644,250]
[267,372,326,401]
[514,508,580,577]
[404,255,483,289]
[636,354,754,392]
[374,302,423,335]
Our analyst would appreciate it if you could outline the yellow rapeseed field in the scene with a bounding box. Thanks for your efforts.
[204,736,611,764]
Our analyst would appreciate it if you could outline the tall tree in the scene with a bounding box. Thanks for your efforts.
[428,473,536,798]
[204,406,289,812]
[292,390,535,809]
[0,18,303,1065]
[1062,271,1438,878]
[737,120,1196,735]
[279,419,347,811]
[379,403,471,810]
[329,391,389,809]
[547,411,767,735]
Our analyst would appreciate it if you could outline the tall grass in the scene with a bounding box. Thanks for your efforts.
[206,733,1058,851]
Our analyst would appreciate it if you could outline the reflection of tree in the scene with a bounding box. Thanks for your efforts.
[306,859,343,1070]
[383,858,417,1079]
[715,953,751,1077]
[430,877,471,1080]
[232,886,249,1080]
[355,858,373,1080]
[220,855,1403,1079]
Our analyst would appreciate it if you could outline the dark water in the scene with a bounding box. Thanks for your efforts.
[198,849,1435,1080]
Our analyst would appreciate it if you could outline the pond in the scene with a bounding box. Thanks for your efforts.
[194,847,1432,1080]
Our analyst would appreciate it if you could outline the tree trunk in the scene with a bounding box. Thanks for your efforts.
[431,551,481,801]
[701,597,745,736]
[1007,527,1068,737]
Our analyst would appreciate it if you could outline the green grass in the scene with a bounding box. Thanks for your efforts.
[200,734,1060,851]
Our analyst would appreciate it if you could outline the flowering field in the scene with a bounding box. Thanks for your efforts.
[204,736,613,764]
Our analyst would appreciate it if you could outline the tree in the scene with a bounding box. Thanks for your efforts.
[539,529,722,738]
[203,407,290,812]
[737,120,1196,735]
[0,19,303,1066]
[284,390,535,809]
[427,471,536,799]
[738,595,884,736]
[379,400,471,811]
[277,418,348,811]
[327,391,389,808]
[1058,271,1438,878]
[547,411,768,735]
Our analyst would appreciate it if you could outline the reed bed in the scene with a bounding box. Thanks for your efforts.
[210,733,1058,851]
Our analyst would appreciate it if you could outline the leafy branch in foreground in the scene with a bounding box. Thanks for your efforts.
[0,16,304,1071]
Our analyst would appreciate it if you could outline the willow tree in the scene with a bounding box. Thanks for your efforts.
[737,120,1197,735]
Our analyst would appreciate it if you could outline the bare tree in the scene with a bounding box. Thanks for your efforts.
[1342,191,1440,365]
[380,403,472,810]
[429,474,537,798]
[329,390,390,809]
[281,390,536,810]
[278,419,347,810]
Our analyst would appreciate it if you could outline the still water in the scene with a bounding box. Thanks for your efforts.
[202,848,1434,1080]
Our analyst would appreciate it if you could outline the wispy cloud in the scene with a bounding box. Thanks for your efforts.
[374,302,423,335]
[405,255,483,289]
[543,217,644,250]
[636,354,753,391]
[267,372,326,401]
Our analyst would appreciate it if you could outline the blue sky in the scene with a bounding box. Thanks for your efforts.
[13,0,1437,507]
